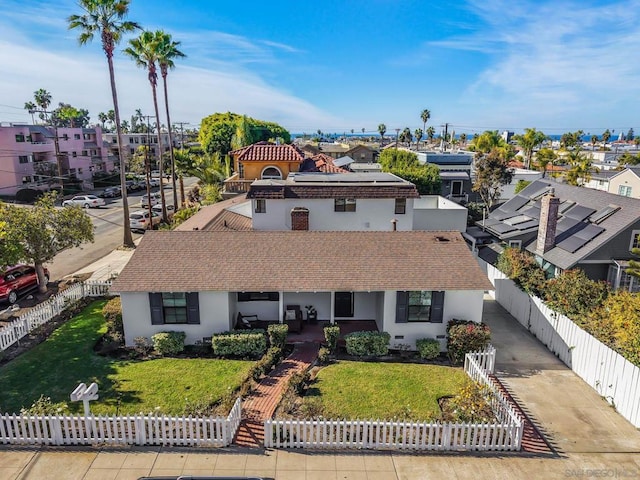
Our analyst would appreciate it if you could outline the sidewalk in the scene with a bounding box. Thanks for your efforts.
[70,237,141,282]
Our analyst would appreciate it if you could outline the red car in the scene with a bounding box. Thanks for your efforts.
[0,265,49,304]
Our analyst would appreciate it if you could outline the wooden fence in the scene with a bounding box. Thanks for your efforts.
[0,398,242,447]
[0,280,112,352]
[264,348,524,451]
[480,259,640,428]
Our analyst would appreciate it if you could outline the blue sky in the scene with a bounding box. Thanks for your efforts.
[1,0,639,137]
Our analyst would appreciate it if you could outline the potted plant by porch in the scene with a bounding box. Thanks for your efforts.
[305,305,317,324]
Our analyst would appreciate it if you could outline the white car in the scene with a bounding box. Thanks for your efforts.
[141,192,161,207]
[62,195,105,209]
[129,210,161,232]
[152,203,175,219]
[149,178,161,188]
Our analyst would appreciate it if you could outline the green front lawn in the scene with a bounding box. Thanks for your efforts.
[0,301,253,415]
[304,361,469,421]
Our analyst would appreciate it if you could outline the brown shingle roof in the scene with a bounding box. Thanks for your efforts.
[230,142,304,163]
[111,231,493,293]
[207,209,252,231]
[247,184,419,199]
[175,197,250,231]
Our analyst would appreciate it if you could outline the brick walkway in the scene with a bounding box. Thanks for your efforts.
[234,342,319,447]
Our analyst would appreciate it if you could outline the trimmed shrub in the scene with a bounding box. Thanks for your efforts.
[344,331,391,357]
[416,338,441,360]
[496,247,546,297]
[102,297,123,336]
[324,325,340,353]
[267,323,288,349]
[440,382,495,423]
[317,346,331,365]
[249,347,283,381]
[151,331,186,355]
[211,330,267,358]
[446,320,491,365]
[288,370,310,396]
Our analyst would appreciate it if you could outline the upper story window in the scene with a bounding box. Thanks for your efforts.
[83,133,92,140]
[335,198,356,212]
[261,166,282,180]
[395,198,406,214]
[74,134,81,140]
[255,199,266,213]
[15,134,25,143]
[18,155,30,164]
[619,185,632,197]
[630,230,640,251]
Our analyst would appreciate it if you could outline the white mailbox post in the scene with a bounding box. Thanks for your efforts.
[70,382,99,416]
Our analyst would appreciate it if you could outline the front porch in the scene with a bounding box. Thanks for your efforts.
[286,319,379,344]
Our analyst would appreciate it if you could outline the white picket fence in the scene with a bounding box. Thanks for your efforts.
[480,259,640,428]
[0,280,112,352]
[0,398,242,447]
[264,347,524,451]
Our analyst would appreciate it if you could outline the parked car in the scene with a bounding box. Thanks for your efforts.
[152,203,175,219]
[99,186,121,198]
[0,264,49,304]
[149,177,161,188]
[62,195,105,209]
[141,192,161,207]
[129,210,161,232]
[125,180,144,192]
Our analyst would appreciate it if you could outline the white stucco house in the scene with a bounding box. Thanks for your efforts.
[110,230,492,351]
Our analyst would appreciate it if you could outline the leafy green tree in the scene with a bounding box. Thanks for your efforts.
[125,30,171,223]
[231,115,254,151]
[513,128,547,169]
[564,148,594,186]
[68,0,140,249]
[627,234,640,280]
[0,216,23,271]
[468,130,513,158]
[514,180,531,194]
[156,31,185,210]
[379,149,440,194]
[51,103,90,128]
[560,130,584,149]
[545,269,609,319]
[199,113,290,156]
[399,127,412,145]
[378,123,386,146]
[472,148,514,208]
[420,109,430,134]
[535,148,558,178]
[627,128,634,141]
[1,193,93,292]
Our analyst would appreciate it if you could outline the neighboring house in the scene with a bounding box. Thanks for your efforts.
[345,144,377,163]
[472,179,640,291]
[501,168,544,201]
[110,230,492,350]
[607,166,640,199]
[223,142,305,194]
[416,151,475,203]
[245,172,467,232]
[349,162,382,173]
[583,170,618,192]
[0,123,110,195]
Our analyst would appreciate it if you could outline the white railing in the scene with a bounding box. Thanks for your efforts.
[0,399,242,447]
[0,280,113,352]
[480,259,640,428]
[265,347,523,451]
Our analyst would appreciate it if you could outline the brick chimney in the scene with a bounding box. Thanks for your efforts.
[291,207,309,231]
[536,189,560,254]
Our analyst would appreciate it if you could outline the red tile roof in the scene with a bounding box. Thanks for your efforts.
[111,230,493,293]
[230,142,305,163]
[312,153,349,173]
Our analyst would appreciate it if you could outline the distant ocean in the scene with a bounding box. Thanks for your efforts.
[293,133,613,142]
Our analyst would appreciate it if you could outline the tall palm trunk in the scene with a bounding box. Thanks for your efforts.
[107,53,135,248]
[179,175,185,205]
[151,80,168,224]
[161,71,179,209]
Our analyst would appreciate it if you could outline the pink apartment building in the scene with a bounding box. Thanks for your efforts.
[0,123,113,196]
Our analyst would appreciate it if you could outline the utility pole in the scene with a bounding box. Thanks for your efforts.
[440,123,450,152]
[174,122,189,149]
[395,128,401,150]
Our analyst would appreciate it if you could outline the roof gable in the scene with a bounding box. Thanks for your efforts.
[230,142,305,163]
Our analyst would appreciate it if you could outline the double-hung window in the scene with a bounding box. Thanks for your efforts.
[335,198,356,212]
[149,292,200,325]
[395,290,445,323]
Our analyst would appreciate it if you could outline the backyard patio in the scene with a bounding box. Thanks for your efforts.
[285,319,378,344]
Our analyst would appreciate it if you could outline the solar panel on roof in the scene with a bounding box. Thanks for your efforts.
[564,205,597,221]
[556,236,589,253]
[504,215,533,226]
[514,219,539,230]
[524,184,552,199]
[499,195,530,212]
[492,223,517,234]
[589,205,621,224]
[492,211,519,221]
[559,200,576,213]
[519,206,540,218]
[292,172,401,183]
[574,224,605,241]
[556,217,581,233]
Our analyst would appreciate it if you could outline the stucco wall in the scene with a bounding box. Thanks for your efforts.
[608,170,640,199]
[121,291,230,346]
[381,289,485,351]
[412,196,467,232]
[252,198,415,231]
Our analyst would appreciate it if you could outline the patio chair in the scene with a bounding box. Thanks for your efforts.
[236,312,259,330]
[284,305,303,333]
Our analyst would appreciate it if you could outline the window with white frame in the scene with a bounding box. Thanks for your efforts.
[261,166,282,179]
[18,155,29,164]
[630,230,640,251]
[619,185,632,197]
[508,240,522,248]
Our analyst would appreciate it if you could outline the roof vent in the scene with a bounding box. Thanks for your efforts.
[435,236,450,242]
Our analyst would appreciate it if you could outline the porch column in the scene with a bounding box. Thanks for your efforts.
[615,265,623,291]
[330,291,335,324]
[279,291,284,323]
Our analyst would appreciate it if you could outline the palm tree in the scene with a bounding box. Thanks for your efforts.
[590,134,598,151]
[156,31,185,209]
[125,30,169,223]
[378,123,386,146]
[24,102,37,124]
[414,128,423,150]
[513,128,547,169]
[98,112,108,130]
[420,109,431,134]
[426,126,435,143]
[459,133,467,146]
[68,0,140,249]
[535,148,557,178]
[34,89,52,123]
[120,119,130,133]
